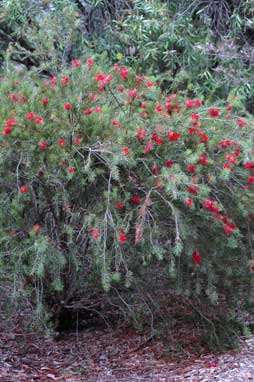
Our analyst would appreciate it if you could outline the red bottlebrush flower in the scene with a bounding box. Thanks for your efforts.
[84,108,93,115]
[237,117,247,127]
[157,179,164,188]
[94,106,101,113]
[165,160,174,168]
[20,185,28,193]
[27,112,35,120]
[35,117,43,124]
[187,164,196,173]
[167,131,181,141]
[189,127,196,135]
[153,165,159,176]
[58,139,66,147]
[3,127,12,135]
[226,104,233,111]
[92,229,100,239]
[248,176,254,184]
[67,167,75,174]
[199,156,208,165]
[112,120,121,127]
[119,67,129,79]
[114,63,119,71]
[116,202,124,209]
[136,128,146,141]
[155,105,163,112]
[208,108,220,118]
[223,164,231,170]
[223,222,236,235]
[141,102,147,109]
[185,198,193,207]
[119,234,127,243]
[191,113,200,122]
[5,119,16,127]
[117,86,124,93]
[201,134,209,143]
[42,98,49,106]
[185,99,193,108]
[220,139,232,148]
[33,224,41,233]
[64,103,71,110]
[194,99,202,107]
[74,137,81,145]
[132,195,140,204]
[122,147,130,155]
[87,226,94,233]
[144,140,153,154]
[208,107,220,118]
[192,251,201,265]
[188,186,199,194]
[61,76,70,85]
[40,141,47,150]
[225,154,237,165]
[86,58,94,67]
[9,229,16,236]
[244,162,254,169]
[155,136,163,145]
[128,88,136,98]
[72,59,81,68]
[203,198,218,213]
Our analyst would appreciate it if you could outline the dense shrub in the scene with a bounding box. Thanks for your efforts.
[1,59,254,330]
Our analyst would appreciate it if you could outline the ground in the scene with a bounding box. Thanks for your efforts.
[1,325,254,382]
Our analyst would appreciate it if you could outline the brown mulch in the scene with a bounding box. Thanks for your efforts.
[1,325,254,382]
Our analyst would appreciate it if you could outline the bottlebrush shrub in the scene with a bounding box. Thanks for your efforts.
[1,61,254,320]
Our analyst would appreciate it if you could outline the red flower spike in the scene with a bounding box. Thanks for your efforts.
[64,103,71,110]
[192,251,201,265]
[153,165,159,176]
[86,58,94,67]
[58,139,66,147]
[119,67,129,79]
[199,156,208,165]
[187,164,196,173]
[27,112,35,120]
[20,185,28,193]
[132,195,140,204]
[237,117,247,127]
[116,202,124,209]
[144,140,153,154]
[248,176,254,184]
[40,141,47,150]
[67,167,75,174]
[84,108,93,115]
[3,127,12,135]
[185,99,193,108]
[92,229,100,239]
[165,160,174,168]
[35,117,43,124]
[61,76,70,85]
[119,234,127,243]
[5,119,16,127]
[136,128,146,141]
[72,59,81,68]
[188,186,199,194]
[122,147,130,155]
[208,108,220,118]
[42,98,49,106]
[74,137,81,145]
[185,198,193,207]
